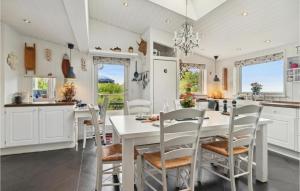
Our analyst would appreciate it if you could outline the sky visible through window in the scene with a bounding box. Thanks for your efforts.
[242,60,284,93]
[98,64,124,84]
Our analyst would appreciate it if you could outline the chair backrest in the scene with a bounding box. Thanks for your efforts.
[99,96,109,124]
[173,99,182,110]
[228,105,263,153]
[88,104,103,158]
[126,99,151,115]
[208,100,217,110]
[159,109,205,171]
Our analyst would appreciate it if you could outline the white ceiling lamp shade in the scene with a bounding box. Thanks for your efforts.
[174,0,199,56]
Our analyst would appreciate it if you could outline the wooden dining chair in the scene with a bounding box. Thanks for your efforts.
[142,108,205,191]
[88,104,141,191]
[199,105,263,191]
[83,96,109,148]
[126,99,151,115]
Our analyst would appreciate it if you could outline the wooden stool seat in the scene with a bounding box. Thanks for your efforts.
[83,119,104,126]
[202,141,248,156]
[102,144,138,161]
[144,151,192,169]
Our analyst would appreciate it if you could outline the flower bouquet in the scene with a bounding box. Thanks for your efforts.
[180,83,195,108]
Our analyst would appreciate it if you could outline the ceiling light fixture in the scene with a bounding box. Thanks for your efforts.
[264,40,272,43]
[174,0,200,56]
[241,11,249,16]
[213,56,220,82]
[23,19,31,24]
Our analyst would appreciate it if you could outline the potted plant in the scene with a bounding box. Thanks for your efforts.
[180,83,195,108]
[250,82,262,101]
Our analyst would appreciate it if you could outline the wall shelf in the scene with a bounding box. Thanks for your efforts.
[89,49,139,59]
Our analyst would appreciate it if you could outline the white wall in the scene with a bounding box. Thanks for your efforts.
[89,19,140,52]
[1,20,145,105]
[213,43,300,101]
[2,24,23,104]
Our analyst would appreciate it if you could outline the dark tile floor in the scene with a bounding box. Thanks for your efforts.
[1,140,299,191]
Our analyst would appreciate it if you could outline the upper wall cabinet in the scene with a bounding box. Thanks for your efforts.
[153,42,176,57]
[286,46,299,58]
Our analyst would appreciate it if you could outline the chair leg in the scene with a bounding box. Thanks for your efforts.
[162,169,168,191]
[229,155,236,191]
[247,150,254,191]
[83,125,87,149]
[197,146,203,183]
[176,168,180,189]
[95,159,103,191]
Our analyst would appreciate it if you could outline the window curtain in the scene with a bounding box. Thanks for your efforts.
[234,52,284,67]
[179,59,206,79]
[93,56,130,66]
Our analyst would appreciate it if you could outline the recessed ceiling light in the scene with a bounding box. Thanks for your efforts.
[165,19,171,24]
[241,11,249,16]
[23,19,31,24]
[123,1,128,7]
[264,40,272,43]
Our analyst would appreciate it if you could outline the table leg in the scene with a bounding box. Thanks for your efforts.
[74,117,79,151]
[122,138,135,191]
[256,124,268,182]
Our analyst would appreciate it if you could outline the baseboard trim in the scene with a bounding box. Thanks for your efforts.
[0,142,75,156]
[268,144,300,160]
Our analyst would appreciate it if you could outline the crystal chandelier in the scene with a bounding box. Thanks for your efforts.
[174,0,200,56]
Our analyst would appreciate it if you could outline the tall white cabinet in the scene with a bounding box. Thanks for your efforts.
[153,59,177,113]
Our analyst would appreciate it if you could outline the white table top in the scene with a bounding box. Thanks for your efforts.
[109,111,271,139]
[73,105,99,112]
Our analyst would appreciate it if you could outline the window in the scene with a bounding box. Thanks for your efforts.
[179,61,206,96]
[241,60,284,94]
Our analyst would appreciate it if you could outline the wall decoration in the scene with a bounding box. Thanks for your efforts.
[223,68,228,91]
[62,54,70,78]
[95,46,102,50]
[128,46,133,53]
[44,48,52,62]
[24,43,36,74]
[6,53,18,70]
[81,58,87,71]
[137,38,147,56]
[234,52,284,67]
[110,47,121,52]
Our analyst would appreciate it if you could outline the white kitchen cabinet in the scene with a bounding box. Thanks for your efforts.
[39,106,73,143]
[262,106,298,151]
[5,107,39,147]
[4,105,74,147]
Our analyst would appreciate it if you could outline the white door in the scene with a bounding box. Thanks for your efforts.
[39,106,72,143]
[153,59,177,113]
[5,107,39,147]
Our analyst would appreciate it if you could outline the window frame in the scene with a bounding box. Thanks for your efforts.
[238,59,286,96]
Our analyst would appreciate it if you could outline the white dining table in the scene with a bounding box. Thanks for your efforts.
[109,111,272,191]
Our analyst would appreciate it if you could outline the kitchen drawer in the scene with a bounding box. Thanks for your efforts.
[262,106,296,117]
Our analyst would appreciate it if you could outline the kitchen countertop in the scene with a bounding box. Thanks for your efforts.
[4,102,75,107]
[261,101,300,109]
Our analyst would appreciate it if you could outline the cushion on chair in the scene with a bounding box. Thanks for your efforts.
[202,141,248,156]
[83,119,104,126]
[143,152,191,169]
[102,144,138,161]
